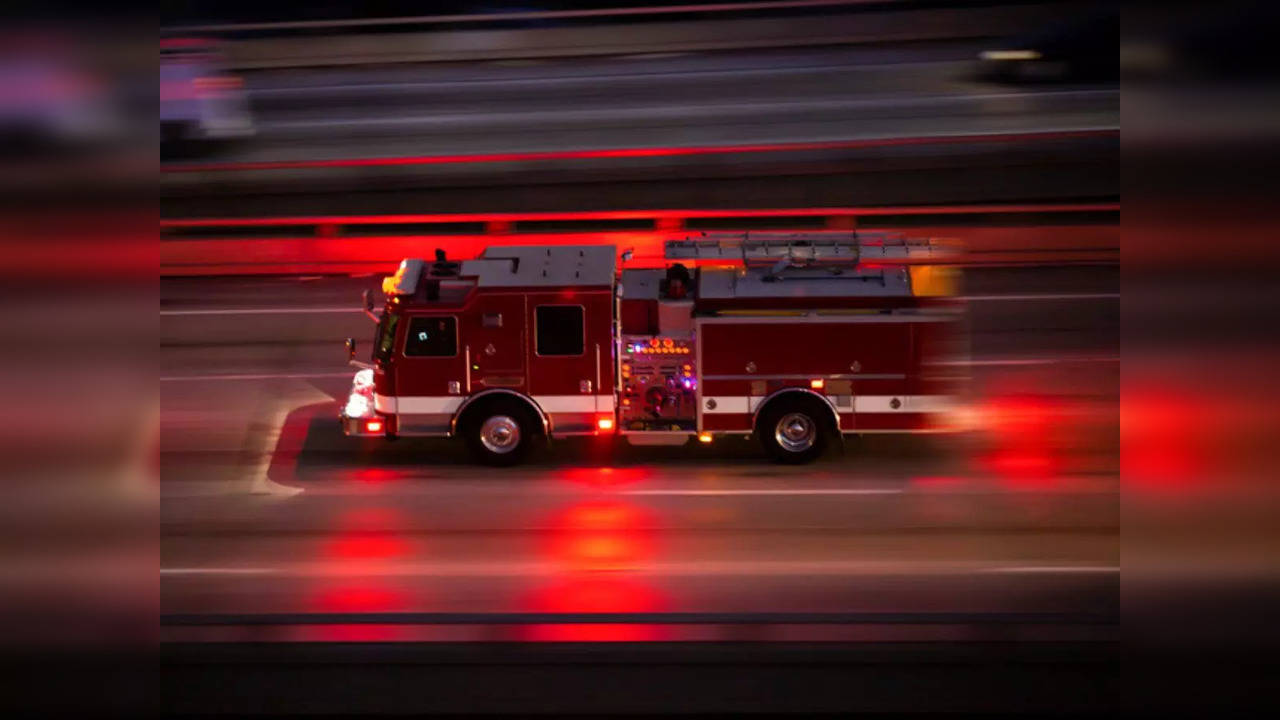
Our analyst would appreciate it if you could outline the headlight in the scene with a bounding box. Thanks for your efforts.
[979,49,1042,61]
[344,394,372,419]
[353,368,374,391]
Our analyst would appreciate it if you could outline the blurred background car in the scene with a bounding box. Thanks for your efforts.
[160,38,253,157]
[0,35,124,156]
[978,8,1118,83]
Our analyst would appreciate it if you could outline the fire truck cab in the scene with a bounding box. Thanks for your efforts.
[341,234,960,465]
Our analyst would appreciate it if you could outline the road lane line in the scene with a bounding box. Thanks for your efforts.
[982,566,1119,574]
[161,568,276,575]
[621,488,902,496]
[161,372,352,382]
[160,562,1120,578]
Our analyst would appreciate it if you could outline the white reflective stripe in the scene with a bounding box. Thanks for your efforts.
[905,396,958,413]
[703,396,752,414]
[395,396,464,414]
[702,395,954,414]
[374,393,397,413]
[535,395,606,413]
[854,395,954,413]
[378,394,617,416]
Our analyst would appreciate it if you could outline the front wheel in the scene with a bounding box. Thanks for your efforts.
[462,404,537,466]
[757,397,832,464]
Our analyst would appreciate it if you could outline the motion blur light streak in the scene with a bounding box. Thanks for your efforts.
[160,129,1119,173]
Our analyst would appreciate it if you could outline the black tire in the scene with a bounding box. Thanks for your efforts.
[459,400,539,466]
[756,394,833,464]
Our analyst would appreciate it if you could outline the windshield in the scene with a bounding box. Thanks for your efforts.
[373,308,400,362]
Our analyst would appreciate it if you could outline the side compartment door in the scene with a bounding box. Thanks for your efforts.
[393,313,466,434]
[464,294,527,392]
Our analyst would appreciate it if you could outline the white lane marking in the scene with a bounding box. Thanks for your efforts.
[160,372,352,382]
[161,307,362,316]
[622,488,902,496]
[264,95,1117,131]
[982,566,1119,574]
[961,293,1119,302]
[161,568,275,575]
[160,562,1119,578]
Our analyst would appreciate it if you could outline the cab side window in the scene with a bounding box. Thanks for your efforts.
[535,305,584,356]
[404,316,457,357]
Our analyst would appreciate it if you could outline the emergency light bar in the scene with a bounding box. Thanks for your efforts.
[381,258,425,296]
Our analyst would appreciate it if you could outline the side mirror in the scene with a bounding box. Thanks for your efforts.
[361,289,378,323]
[346,338,356,361]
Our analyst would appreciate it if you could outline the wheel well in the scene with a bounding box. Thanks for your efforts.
[753,388,841,437]
[451,390,548,438]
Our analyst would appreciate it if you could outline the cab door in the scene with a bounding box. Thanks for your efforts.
[464,294,527,392]
[393,313,467,434]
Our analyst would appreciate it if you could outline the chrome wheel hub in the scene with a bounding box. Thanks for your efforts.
[774,412,816,452]
[480,415,520,453]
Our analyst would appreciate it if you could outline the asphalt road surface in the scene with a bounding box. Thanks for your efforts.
[160,263,1118,636]
[178,43,1117,165]
[161,43,1118,217]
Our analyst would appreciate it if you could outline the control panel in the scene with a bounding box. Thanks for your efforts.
[619,335,697,431]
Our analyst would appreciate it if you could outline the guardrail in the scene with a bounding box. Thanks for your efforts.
[160,203,1119,276]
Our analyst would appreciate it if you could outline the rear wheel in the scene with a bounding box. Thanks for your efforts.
[461,401,538,466]
[757,395,833,464]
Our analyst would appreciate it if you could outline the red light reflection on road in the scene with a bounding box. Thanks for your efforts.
[521,577,669,642]
[312,585,407,613]
[976,394,1063,486]
[1123,387,1205,491]
[547,500,655,571]
[522,498,667,640]
[555,466,652,488]
[354,468,404,484]
[324,531,409,560]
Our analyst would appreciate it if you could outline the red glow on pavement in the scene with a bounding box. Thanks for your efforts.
[353,467,404,484]
[548,501,655,571]
[520,577,668,642]
[555,466,651,487]
[1123,388,1206,491]
[324,531,410,560]
[313,585,408,613]
[977,395,1063,485]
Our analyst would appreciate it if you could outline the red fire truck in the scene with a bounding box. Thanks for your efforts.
[340,233,961,465]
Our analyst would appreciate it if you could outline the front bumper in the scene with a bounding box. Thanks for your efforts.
[340,414,386,437]
[339,368,386,437]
